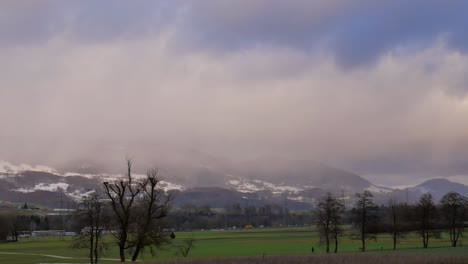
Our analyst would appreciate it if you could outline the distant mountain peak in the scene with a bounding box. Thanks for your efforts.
[407,178,468,201]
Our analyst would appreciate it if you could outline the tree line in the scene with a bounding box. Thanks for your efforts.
[316,190,467,254]
[166,203,312,230]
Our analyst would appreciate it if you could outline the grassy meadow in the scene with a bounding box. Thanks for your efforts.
[0,227,467,263]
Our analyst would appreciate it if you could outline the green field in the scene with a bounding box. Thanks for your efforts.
[0,227,467,263]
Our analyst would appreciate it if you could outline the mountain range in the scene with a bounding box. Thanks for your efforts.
[0,159,467,209]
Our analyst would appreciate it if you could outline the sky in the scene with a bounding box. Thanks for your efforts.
[1,0,468,186]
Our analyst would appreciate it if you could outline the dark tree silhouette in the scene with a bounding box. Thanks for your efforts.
[439,191,467,247]
[387,198,408,250]
[330,195,345,253]
[128,168,175,262]
[416,193,436,249]
[354,190,376,252]
[72,193,108,264]
[103,159,139,262]
[316,192,344,253]
[103,159,174,262]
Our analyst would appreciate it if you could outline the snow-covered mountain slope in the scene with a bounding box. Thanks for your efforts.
[233,157,375,193]
[366,184,393,193]
[0,161,184,207]
[226,176,308,194]
[0,159,390,202]
[3,160,467,209]
[2,160,184,190]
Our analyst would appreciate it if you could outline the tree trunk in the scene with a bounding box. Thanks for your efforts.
[131,245,142,262]
[118,227,128,262]
[334,235,338,253]
[422,230,426,248]
[94,229,99,264]
[119,243,126,262]
[325,232,330,253]
[89,228,94,264]
[423,230,429,248]
[361,209,366,252]
[426,230,429,248]
[392,206,397,250]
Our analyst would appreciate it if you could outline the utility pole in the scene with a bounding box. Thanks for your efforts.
[57,189,65,237]
[405,189,409,205]
[242,196,249,225]
[341,188,346,209]
[224,212,227,229]
[283,196,288,227]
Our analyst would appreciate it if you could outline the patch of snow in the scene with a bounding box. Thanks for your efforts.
[236,181,262,193]
[62,172,97,178]
[226,178,303,194]
[272,185,302,193]
[132,173,148,180]
[68,189,96,201]
[250,179,302,194]
[159,180,184,191]
[366,185,393,193]
[12,188,33,193]
[14,182,69,193]
[289,196,304,201]
[228,180,240,185]
[0,160,57,174]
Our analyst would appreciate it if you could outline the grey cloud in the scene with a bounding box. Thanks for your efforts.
[2,38,468,179]
[3,1,468,68]
[0,0,177,46]
[177,0,468,67]
[1,1,468,185]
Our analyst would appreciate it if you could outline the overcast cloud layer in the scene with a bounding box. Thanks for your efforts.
[1,1,468,186]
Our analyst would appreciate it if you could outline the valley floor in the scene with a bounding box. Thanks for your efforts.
[0,227,467,264]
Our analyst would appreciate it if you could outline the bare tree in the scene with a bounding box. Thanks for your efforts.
[103,158,140,262]
[353,190,376,252]
[316,192,344,253]
[387,198,408,250]
[439,192,467,247]
[128,168,175,262]
[72,193,107,264]
[103,159,174,262]
[330,195,345,253]
[316,193,332,253]
[416,193,436,249]
[175,238,196,258]
[9,217,21,242]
